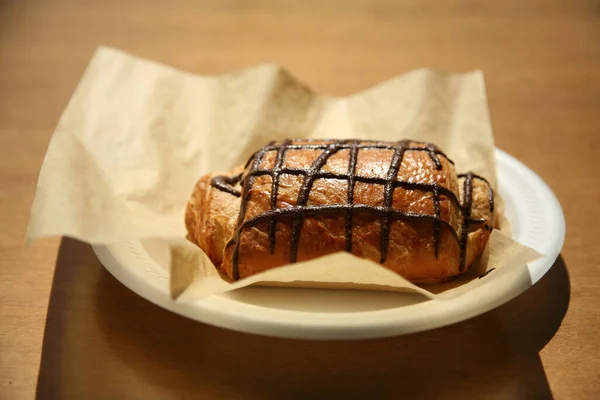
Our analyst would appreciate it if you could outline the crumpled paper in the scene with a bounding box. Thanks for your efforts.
[27,47,540,301]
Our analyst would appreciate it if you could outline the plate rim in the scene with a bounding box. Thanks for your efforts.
[93,148,565,340]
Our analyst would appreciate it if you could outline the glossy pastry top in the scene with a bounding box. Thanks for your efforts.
[199,139,494,281]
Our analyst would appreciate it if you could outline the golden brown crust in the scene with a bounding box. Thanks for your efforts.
[185,167,242,266]
[186,140,495,284]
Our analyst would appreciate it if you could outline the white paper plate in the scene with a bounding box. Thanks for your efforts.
[93,149,565,340]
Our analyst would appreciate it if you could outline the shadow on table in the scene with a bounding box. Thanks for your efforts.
[37,238,569,399]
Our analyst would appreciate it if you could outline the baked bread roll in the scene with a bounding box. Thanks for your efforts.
[186,139,497,284]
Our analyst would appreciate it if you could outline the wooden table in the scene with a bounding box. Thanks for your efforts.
[1,1,598,398]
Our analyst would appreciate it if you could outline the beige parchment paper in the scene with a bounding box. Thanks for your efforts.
[27,47,540,302]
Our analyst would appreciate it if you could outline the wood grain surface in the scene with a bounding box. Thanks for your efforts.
[1,1,599,398]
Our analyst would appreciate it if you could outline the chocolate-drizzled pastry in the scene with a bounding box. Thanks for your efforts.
[185,139,498,283]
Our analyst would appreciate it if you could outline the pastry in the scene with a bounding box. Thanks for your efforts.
[185,139,497,283]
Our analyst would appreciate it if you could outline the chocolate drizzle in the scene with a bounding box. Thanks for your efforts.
[432,183,441,258]
[479,268,496,279]
[210,139,494,281]
[290,143,344,263]
[457,172,495,271]
[381,142,409,262]
[210,173,243,197]
[268,139,292,253]
[459,172,474,272]
[345,141,360,252]
[458,172,494,213]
